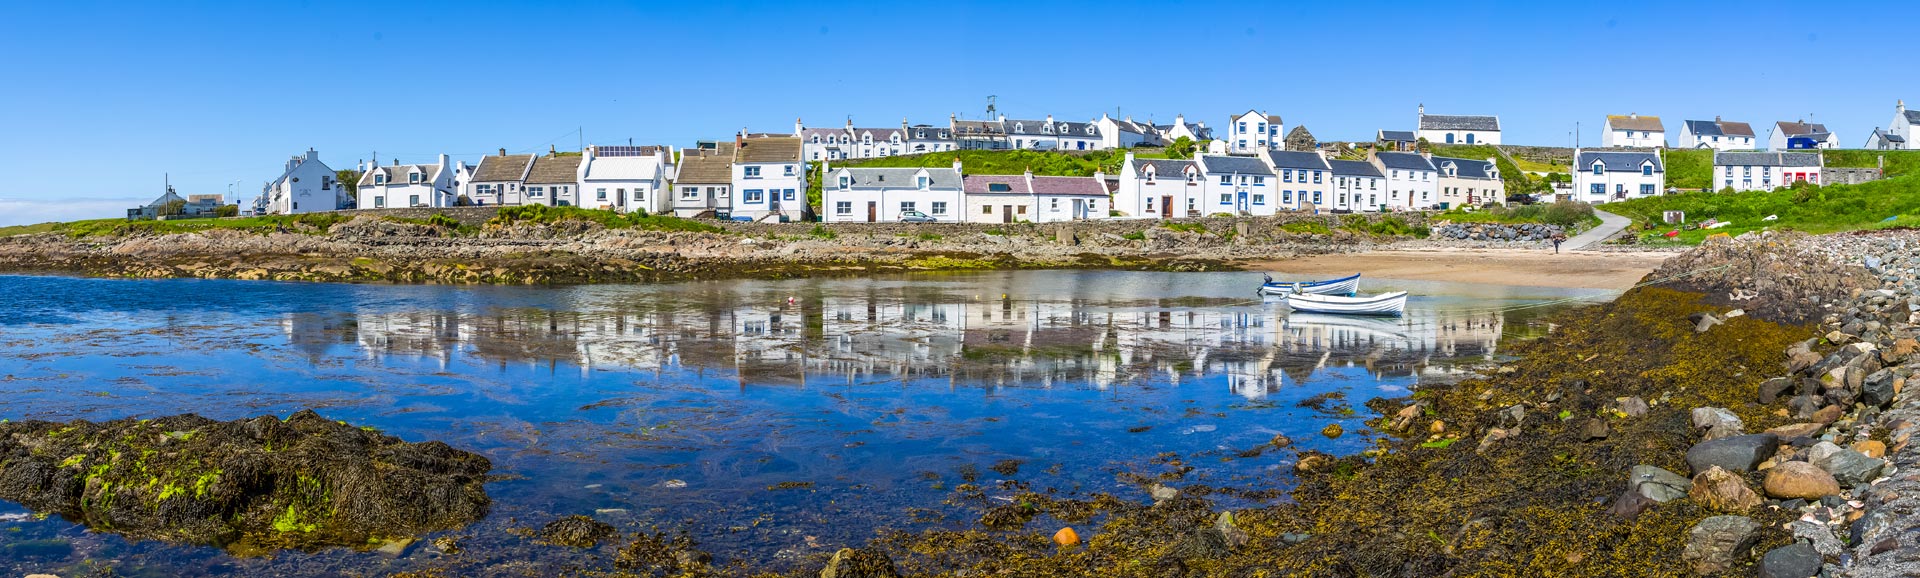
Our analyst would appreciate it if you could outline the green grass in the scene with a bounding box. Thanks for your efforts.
[488,205,723,233]
[1431,145,1533,196]
[809,149,1137,211]
[1434,201,1599,229]
[0,213,360,239]
[1606,175,1920,245]
[1821,149,1920,177]
[1660,149,1714,190]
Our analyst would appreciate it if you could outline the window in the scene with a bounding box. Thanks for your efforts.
[931,201,947,215]
[322,176,332,190]
[1392,170,1400,179]
[1641,184,1655,196]
[1252,194,1265,205]
[1282,191,1292,204]
[917,176,929,189]
[1237,140,1246,149]
[1238,122,1247,133]
[373,196,385,208]
[1016,205,1027,214]
[784,165,795,176]
[1146,197,1155,211]
[681,187,699,199]
[745,166,761,178]
[744,189,763,202]
[409,172,420,184]
[836,201,851,215]
[783,189,796,201]
[1219,175,1231,185]
[408,194,420,206]
[1312,192,1322,204]
[529,186,545,197]
[900,201,916,213]
[1282,169,1292,183]
[1643,164,1653,176]
[477,184,493,195]
[597,188,608,200]
[1050,198,1059,211]
[374,173,386,185]
[1252,176,1265,186]
[982,205,993,214]
[838,176,849,189]
[989,183,1012,192]
[1220,194,1231,204]
[1313,171,1322,184]
[1186,198,1195,212]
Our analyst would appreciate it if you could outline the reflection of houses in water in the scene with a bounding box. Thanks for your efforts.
[299,291,1513,394]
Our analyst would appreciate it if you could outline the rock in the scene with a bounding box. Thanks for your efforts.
[1498,404,1526,428]
[1149,484,1179,504]
[1689,466,1764,512]
[1606,489,1656,520]
[1681,515,1760,575]
[1862,369,1896,409]
[1293,451,1334,474]
[1811,405,1843,425]
[1321,423,1344,439]
[1807,441,1845,464]
[540,515,616,548]
[1630,465,1691,503]
[1692,312,1725,333]
[1787,395,1821,419]
[1853,440,1887,458]
[1756,543,1821,578]
[1692,407,1745,440]
[1789,519,1845,558]
[1280,532,1312,544]
[1813,448,1887,487]
[1429,420,1446,435]
[1166,527,1231,562]
[1763,461,1841,499]
[1052,527,1079,547]
[1578,418,1609,441]
[1214,511,1249,549]
[1765,422,1825,440]
[1686,433,1780,474]
[819,547,901,578]
[1476,427,1516,454]
[1389,403,1424,431]
[1759,378,1795,404]
[1269,434,1292,448]
[1619,396,1649,417]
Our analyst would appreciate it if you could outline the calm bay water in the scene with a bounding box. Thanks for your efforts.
[0,271,1612,575]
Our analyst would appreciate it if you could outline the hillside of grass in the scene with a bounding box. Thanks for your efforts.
[1430,144,1534,196]
[1434,201,1600,229]
[1822,149,1920,177]
[1605,175,1920,245]
[1660,149,1714,190]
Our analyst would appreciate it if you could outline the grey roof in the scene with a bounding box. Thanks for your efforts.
[1577,151,1664,173]
[1128,158,1197,176]
[526,155,583,185]
[1774,121,1828,137]
[1420,114,1500,131]
[1329,159,1384,178]
[1872,128,1906,144]
[1714,151,1821,167]
[1196,154,1275,176]
[357,163,439,187]
[1262,149,1330,171]
[675,145,734,184]
[835,167,962,189]
[1003,118,1098,137]
[472,154,534,182]
[1374,151,1436,172]
[1430,156,1496,180]
[906,124,954,140]
[1905,110,1920,124]
[1683,120,1724,137]
[1378,130,1417,142]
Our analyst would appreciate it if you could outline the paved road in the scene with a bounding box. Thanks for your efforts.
[1563,209,1631,251]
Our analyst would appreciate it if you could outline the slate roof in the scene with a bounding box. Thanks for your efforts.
[357,163,440,187]
[836,167,962,189]
[675,145,734,184]
[1719,121,1756,137]
[1431,156,1496,180]
[963,174,1030,194]
[1906,110,1920,124]
[1577,151,1664,173]
[1683,120,1724,137]
[1714,151,1821,167]
[1774,121,1829,137]
[1129,158,1197,176]
[906,125,955,140]
[1329,160,1384,178]
[1374,152,1437,172]
[472,154,534,182]
[526,155,583,184]
[1108,118,1157,135]
[1196,154,1275,176]
[1261,149,1330,171]
[1378,130,1417,142]
[1872,128,1907,144]
[1029,176,1105,196]
[1607,115,1664,132]
[1420,114,1500,131]
[853,128,903,141]
[735,137,802,163]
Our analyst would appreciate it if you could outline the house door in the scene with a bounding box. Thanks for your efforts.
[1072,198,1086,220]
[1001,205,1014,224]
[1160,196,1173,218]
[867,201,877,223]
[1236,191,1248,214]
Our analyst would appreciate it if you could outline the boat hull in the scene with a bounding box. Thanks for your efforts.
[1284,291,1409,316]
[1258,274,1360,296]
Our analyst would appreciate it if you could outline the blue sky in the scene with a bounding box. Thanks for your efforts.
[0,0,1910,224]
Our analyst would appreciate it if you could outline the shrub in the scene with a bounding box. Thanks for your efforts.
[1120,231,1146,240]
[425,213,461,229]
[807,224,837,240]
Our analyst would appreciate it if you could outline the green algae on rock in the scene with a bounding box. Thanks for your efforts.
[0,410,491,554]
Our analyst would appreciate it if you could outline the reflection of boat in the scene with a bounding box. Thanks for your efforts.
[1284,312,1411,341]
[1259,273,1360,296]
[1285,291,1409,316]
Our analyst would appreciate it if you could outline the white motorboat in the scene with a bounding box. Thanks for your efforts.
[1284,291,1409,316]
[1258,273,1360,296]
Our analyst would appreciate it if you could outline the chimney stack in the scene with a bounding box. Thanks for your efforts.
[549,144,557,157]
[499,148,507,157]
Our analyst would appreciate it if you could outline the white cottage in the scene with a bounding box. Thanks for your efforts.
[730,135,805,222]
[1679,117,1758,150]
[1116,153,1202,218]
[1259,149,1331,211]
[523,151,583,207]
[1866,100,1919,150]
[1223,110,1283,154]
[356,155,458,209]
[1416,105,1501,145]
[1573,150,1665,203]
[1096,114,1161,149]
[1603,114,1665,148]
[1713,151,1822,192]
[1195,154,1277,216]
[465,149,535,206]
[1768,121,1840,151]
[1329,160,1386,212]
[673,144,732,218]
[261,149,345,215]
[961,172,1107,223]
[580,145,675,214]
[1431,156,1504,208]
[1369,151,1438,210]
[823,160,965,223]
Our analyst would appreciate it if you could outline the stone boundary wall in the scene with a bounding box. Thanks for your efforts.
[1825,168,1883,186]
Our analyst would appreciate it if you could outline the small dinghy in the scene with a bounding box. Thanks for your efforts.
[1284,291,1409,316]
[1258,273,1360,296]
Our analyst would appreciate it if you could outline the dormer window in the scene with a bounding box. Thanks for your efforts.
[916,130,925,138]
[1014,123,1024,134]
[838,176,849,189]
[811,135,820,143]
[1593,163,1605,175]
[917,176,929,189]
[409,172,421,184]
[373,173,385,185]
[1642,164,1653,176]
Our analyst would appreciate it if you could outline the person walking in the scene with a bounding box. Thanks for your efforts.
[1551,232,1567,254]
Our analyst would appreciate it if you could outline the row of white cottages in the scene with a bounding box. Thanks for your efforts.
[1568,149,1825,204]
[1115,149,1505,216]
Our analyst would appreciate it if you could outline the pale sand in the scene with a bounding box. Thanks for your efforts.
[1244,249,1676,290]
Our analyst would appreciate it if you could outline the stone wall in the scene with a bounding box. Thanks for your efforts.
[1825,168,1883,186]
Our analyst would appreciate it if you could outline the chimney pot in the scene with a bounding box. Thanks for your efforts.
[499,148,507,157]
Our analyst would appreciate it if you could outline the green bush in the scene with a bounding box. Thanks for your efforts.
[487,204,723,233]
[807,224,837,240]
[425,213,461,229]
[1607,173,1920,244]
[1120,231,1146,240]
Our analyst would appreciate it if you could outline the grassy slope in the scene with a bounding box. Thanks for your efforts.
[1823,149,1920,177]
[1607,174,1920,245]
[1660,149,1714,190]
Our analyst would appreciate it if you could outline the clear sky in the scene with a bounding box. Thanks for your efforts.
[0,0,1911,225]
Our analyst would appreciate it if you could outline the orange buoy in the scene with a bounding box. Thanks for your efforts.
[1053,527,1080,547]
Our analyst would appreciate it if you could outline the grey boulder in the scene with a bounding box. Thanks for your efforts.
[1685,433,1779,475]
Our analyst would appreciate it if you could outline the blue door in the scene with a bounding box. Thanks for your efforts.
[1466,133,1476,144]
[1236,191,1248,214]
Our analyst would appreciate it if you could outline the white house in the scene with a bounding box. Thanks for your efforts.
[1224,110,1282,154]
[356,155,458,209]
[1196,154,1278,216]
[1603,114,1665,148]
[731,134,805,222]
[1713,151,1822,192]
[465,149,535,206]
[524,151,583,207]
[902,123,958,155]
[1768,121,1839,150]
[580,145,674,214]
[1573,150,1664,203]
[673,144,732,218]
[1369,151,1438,210]
[1866,100,1918,150]
[961,172,1107,223]
[1329,159,1385,212]
[1096,114,1161,149]
[823,161,964,223]
[1679,117,1758,150]
[1004,116,1103,151]
[1416,105,1501,145]
[1155,114,1211,143]
[797,118,911,161]
[261,149,345,215]
[1116,153,1202,218]
[1431,156,1504,208]
[1260,149,1332,211]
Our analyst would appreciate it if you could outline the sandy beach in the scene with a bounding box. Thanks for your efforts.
[1245,248,1676,290]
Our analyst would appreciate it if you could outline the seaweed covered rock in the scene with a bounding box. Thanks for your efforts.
[819,547,901,578]
[539,515,616,548]
[0,410,491,553]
